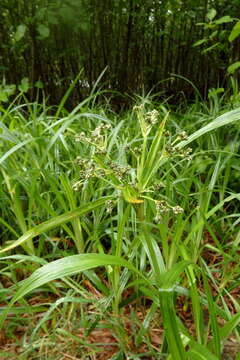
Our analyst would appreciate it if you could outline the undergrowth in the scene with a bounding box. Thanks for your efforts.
[0,90,240,360]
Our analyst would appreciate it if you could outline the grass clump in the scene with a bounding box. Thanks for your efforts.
[0,92,240,359]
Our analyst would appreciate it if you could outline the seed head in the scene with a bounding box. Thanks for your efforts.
[178,131,188,140]
[165,144,177,156]
[106,200,115,214]
[72,180,82,191]
[164,130,171,137]
[133,104,144,111]
[172,205,184,214]
[145,109,159,125]
[75,132,86,142]
[154,214,162,224]
[156,200,169,213]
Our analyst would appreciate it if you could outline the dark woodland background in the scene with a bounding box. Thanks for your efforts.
[1,0,240,106]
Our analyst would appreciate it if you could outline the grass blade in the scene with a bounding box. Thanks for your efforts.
[0,196,113,254]
[177,108,240,149]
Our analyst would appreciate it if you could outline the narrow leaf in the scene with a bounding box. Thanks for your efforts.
[0,196,113,254]
[177,108,240,149]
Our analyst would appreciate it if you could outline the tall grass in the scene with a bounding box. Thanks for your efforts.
[0,90,240,359]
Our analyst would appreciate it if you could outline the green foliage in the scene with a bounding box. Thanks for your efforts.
[228,20,240,42]
[228,61,240,74]
[14,24,27,42]
[0,83,16,102]
[194,9,240,76]
[0,89,240,358]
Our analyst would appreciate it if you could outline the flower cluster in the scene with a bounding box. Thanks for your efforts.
[131,146,142,157]
[154,200,183,223]
[133,104,144,112]
[73,124,116,189]
[165,144,192,161]
[108,161,131,181]
[73,159,97,190]
[153,182,166,191]
[75,123,111,151]
[145,109,159,126]
[172,205,184,214]
[92,124,111,137]
[73,153,131,191]
[106,200,115,214]
[177,131,188,141]
[133,105,160,137]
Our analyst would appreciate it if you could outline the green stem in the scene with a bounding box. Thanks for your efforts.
[135,202,162,284]
[137,136,148,191]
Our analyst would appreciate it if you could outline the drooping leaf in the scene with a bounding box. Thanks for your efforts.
[0,138,33,165]
[229,20,240,42]
[177,108,240,149]
[193,39,208,47]
[0,254,143,329]
[227,61,240,74]
[11,254,137,302]
[0,196,113,254]
[215,15,233,25]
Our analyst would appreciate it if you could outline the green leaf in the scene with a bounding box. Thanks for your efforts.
[159,293,186,359]
[0,92,8,102]
[34,80,44,89]
[3,84,16,96]
[140,112,168,189]
[48,11,59,25]
[160,260,192,289]
[18,77,30,93]
[122,184,143,204]
[193,39,208,47]
[209,30,218,39]
[207,9,217,21]
[208,88,224,98]
[218,311,240,341]
[229,20,240,42]
[202,269,221,357]
[14,24,27,41]
[187,341,219,360]
[0,254,141,329]
[227,61,240,74]
[12,254,136,302]
[37,24,50,39]
[202,42,221,53]
[0,138,33,165]
[215,15,233,25]
[0,196,113,254]
[177,108,240,149]
[0,85,16,102]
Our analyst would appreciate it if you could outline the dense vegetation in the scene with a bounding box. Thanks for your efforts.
[1,1,240,359]
[0,88,240,359]
[1,0,240,105]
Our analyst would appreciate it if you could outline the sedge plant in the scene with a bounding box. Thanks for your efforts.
[0,96,240,359]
